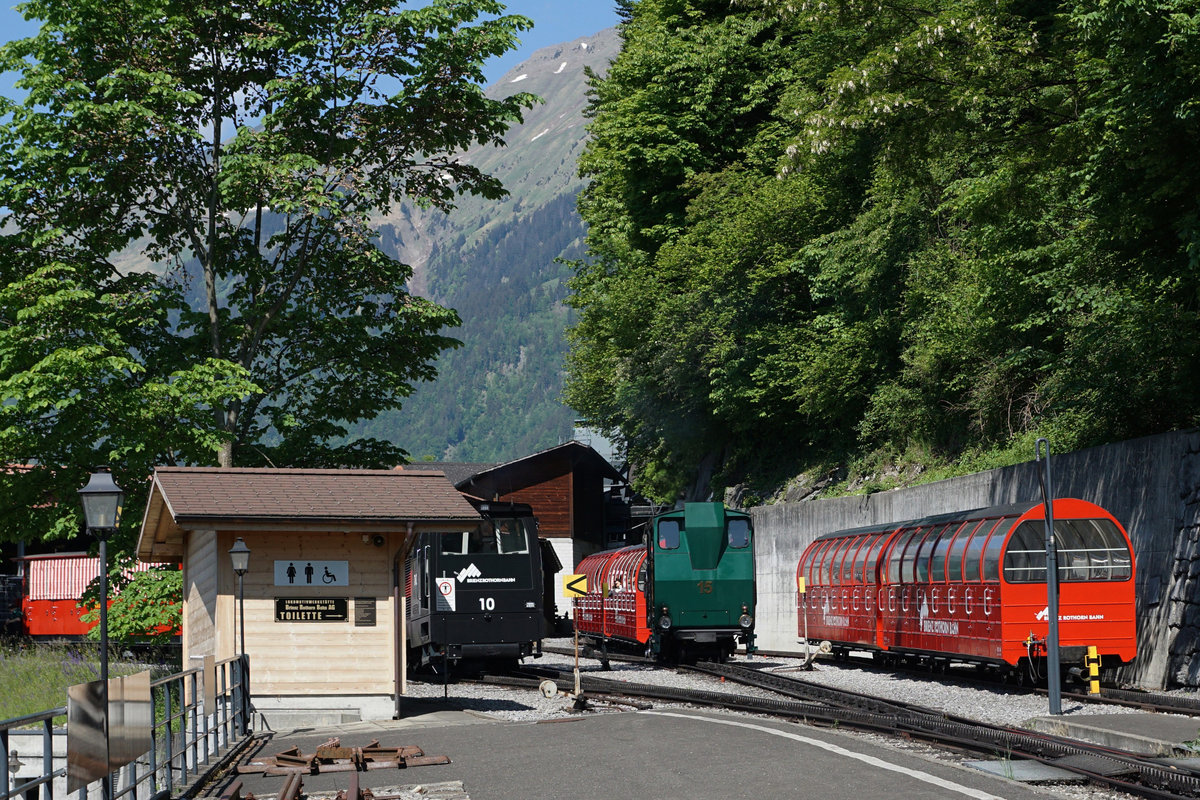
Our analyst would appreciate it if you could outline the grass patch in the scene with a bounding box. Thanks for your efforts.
[0,640,148,725]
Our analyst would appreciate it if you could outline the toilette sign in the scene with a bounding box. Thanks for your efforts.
[274,597,349,622]
[274,560,348,587]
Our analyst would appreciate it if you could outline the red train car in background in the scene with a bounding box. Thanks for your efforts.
[796,498,1136,683]
[16,553,177,638]
[574,545,650,649]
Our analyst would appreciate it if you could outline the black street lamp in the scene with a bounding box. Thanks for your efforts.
[228,538,250,657]
[228,537,251,735]
[78,469,123,800]
[8,749,23,794]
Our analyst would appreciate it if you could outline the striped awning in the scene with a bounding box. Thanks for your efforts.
[24,554,166,601]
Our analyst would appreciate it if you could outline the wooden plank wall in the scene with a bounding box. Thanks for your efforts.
[504,472,572,538]
[183,530,217,659]
[219,530,396,695]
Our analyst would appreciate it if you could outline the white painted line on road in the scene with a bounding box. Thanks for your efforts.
[643,711,1004,799]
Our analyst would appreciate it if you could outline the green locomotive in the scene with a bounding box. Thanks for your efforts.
[575,502,757,662]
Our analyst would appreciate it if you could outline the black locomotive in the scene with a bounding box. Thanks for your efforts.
[404,500,557,671]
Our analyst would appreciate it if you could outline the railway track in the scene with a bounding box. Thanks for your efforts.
[751,647,1200,718]
[540,643,656,666]
[490,660,1200,800]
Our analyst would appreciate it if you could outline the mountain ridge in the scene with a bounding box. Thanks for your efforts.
[361,27,620,461]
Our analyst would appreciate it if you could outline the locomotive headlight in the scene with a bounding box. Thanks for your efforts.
[659,606,672,630]
[740,604,753,629]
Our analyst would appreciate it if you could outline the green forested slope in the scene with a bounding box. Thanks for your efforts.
[566,0,1200,502]
[361,191,586,459]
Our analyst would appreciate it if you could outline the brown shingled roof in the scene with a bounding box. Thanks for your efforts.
[137,467,480,561]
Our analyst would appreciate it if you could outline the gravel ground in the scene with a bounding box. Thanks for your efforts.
[401,639,1192,800]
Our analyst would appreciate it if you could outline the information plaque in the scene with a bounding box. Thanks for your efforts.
[355,597,377,627]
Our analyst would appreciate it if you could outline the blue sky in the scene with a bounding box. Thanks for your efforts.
[0,1,620,100]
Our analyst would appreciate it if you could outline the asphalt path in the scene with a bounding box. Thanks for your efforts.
[212,704,1067,800]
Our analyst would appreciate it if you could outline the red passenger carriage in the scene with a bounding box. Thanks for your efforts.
[574,545,650,647]
[796,499,1136,678]
[18,552,175,638]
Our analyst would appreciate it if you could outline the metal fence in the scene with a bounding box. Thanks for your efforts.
[1,656,250,800]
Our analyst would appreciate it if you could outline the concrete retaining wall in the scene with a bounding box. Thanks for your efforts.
[749,430,1200,689]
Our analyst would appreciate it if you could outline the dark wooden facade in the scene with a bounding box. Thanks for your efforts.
[406,442,625,551]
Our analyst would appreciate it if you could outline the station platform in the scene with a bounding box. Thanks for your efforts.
[204,702,1071,800]
[1024,711,1200,758]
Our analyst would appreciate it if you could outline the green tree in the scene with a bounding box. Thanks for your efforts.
[567,0,809,499]
[81,561,182,645]
[0,0,535,542]
[0,238,255,544]
[569,0,1200,500]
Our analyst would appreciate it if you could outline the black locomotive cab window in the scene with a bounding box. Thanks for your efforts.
[727,518,751,548]
[440,531,471,554]
[494,520,531,554]
[443,520,533,556]
[1003,518,1132,583]
[657,520,682,550]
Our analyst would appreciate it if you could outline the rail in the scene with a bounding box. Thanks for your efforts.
[1,655,252,800]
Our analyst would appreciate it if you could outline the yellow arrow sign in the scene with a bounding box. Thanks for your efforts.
[563,573,587,598]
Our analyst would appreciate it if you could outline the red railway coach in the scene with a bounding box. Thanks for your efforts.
[796,499,1136,681]
[18,553,176,638]
[574,545,650,648]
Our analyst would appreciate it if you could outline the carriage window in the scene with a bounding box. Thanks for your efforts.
[889,529,921,583]
[852,536,874,583]
[804,541,826,586]
[830,542,849,585]
[1055,519,1089,581]
[963,519,1001,581]
[902,527,931,583]
[947,520,980,581]
[914,526,944,582]
[930,523,960,582]
[863,534,888,584]
[801,545,818,587]
[728,519,751,548]
[825,542,844,585]
[1003,520,1042,582]
[657,520,681,550]
[813,539,836,586]
[1003,518,1132,583]
[982,519,1017,581]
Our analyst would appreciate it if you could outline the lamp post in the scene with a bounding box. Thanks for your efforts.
[228,538,250,735]
[78,470,123,800]
[228,538,250,657]
[8,749,23,794]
